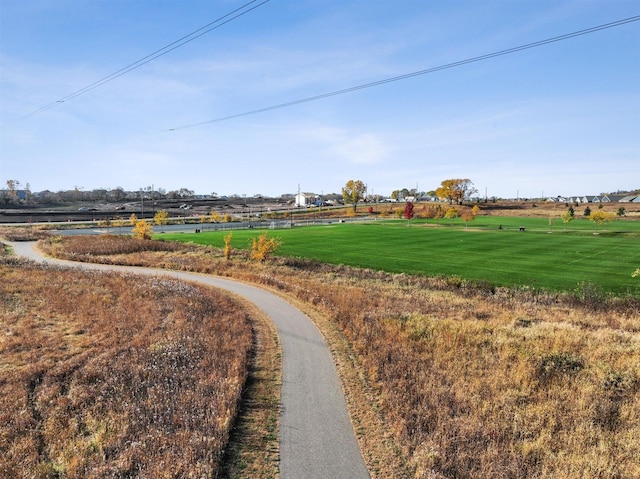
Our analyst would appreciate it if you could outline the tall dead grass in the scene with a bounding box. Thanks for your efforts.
[37,235,640,478]
[0,256,253,478]
[0,226,51,242]
[258,260,639,478]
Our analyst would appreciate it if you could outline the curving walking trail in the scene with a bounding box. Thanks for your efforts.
[9,241,370,479]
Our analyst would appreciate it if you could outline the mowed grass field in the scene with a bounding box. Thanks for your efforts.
[159,215,640,295]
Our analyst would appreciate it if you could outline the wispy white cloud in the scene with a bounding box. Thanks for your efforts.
[302,125,391,165]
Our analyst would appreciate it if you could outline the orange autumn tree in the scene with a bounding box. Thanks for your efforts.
[435,179,477,204]
[342,179,366,212]
[154,210,169,232]
[132,219,153,240]
[589,210,614,233]
[250,232,281,262]
[445,207,459,222]
[461,205,480,229]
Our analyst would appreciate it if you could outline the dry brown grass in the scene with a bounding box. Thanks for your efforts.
[0,255,254,478]
[0,226,52,242]
[36,235,640,478]
[256,261,640,478]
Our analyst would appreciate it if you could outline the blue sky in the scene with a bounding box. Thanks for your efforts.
[1,0,638,198]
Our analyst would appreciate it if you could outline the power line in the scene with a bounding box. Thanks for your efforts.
[15,0,271,122]
[167,14,640,131]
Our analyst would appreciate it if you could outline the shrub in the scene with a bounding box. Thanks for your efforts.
[250,232,281,262]
[445,207,459,220]
[573,281,607,309]
[132,219,153,240]
[404,201,414,220]
[603,369,638,398]
[535,351,584,382]
[223,232,233,260]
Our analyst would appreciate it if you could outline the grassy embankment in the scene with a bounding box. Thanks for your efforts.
[32,232,640,479]
[161,216,640,295]
[0,234,280,479]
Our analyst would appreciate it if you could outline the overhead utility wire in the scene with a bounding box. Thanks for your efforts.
[15,0,270,122]
[168,14,640,131]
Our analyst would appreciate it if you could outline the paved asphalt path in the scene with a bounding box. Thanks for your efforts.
[9,242,370,479]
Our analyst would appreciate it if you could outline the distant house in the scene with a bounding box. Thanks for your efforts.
[295,192,317,207]
[587,196,601,203]
[619,195,638,203]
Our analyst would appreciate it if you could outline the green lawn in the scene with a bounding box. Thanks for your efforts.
[159,216,640,295]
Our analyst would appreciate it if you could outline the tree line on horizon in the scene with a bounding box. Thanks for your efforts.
[3,178,638,207]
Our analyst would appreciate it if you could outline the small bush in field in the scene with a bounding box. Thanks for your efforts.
[132,219,153,239]
[603,369,638,398]
[535,351,584,382]
[573,281,607,309]
[250,232,281,262]
[224,232,233,260]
